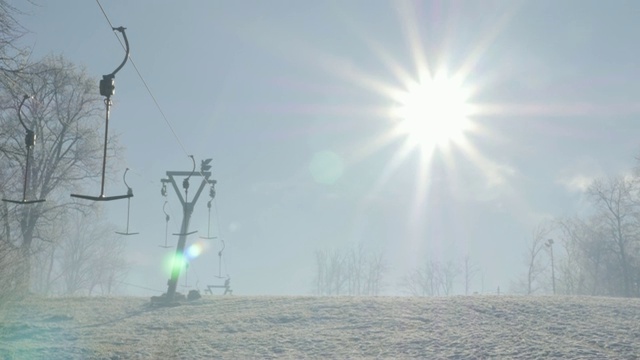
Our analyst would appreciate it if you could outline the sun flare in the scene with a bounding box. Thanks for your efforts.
[392,72,472,152]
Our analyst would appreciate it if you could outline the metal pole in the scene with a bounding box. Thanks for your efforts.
[551,244,556,295]
[166,201,193,300]
[22,145,30,202]
[547,239,556,295]
[162,169,212,302]
[99,99,111,198]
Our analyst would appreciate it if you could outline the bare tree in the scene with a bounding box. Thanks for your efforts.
[402,258,460,296]
[365,251,386,295]
[314,249,327,295]
[0,0,30,76]
[55,211,128,295]
[463,255,478,295]
[511,223,551,295]
[313,243,386,296]
[401,260,438,296]
[0,55,120,295]
[588,176,640,297]
[346,243,366,295]
[440,260,460,295]
[26,209,129,296]
[313,248,346,295]
[554,216,610,296]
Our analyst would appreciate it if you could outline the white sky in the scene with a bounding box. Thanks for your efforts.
[14,0,640,295]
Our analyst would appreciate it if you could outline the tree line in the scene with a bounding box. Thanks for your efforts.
[313,169,640,299]
[312,243,480,297]
[517,171,640,298]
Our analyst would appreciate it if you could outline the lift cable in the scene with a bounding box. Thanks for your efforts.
[96,1,218,187]
[96,1,232,294]
[95,0,189,156]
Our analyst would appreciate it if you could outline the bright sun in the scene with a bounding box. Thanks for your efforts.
[392,72,472,152]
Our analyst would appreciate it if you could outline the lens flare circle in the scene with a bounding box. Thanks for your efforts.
[162,240,211,276]
[163,252,187,277]
[309,150,345,185]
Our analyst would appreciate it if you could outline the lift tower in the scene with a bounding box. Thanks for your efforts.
[161,157,216,301]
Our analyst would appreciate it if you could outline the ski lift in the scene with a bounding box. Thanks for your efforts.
[159,201,173,248]
[2,95,46,205]
[71,26,132,202]
[115,168,139,236]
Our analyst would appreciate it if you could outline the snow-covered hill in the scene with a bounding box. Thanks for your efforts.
[1,295,639,359]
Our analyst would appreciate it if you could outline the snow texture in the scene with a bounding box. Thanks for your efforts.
[1,295,640,359]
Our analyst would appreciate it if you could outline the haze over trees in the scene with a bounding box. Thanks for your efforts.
[511,170,640,298]
[0,3,127,299]
[29,210,129,296]
[319,164,640,299]
[313,243,386,296]
[0,0,28,75]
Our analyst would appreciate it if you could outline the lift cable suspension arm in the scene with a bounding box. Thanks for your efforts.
[108,27,129,78]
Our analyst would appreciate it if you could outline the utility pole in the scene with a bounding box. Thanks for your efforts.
[161,158,215,302]
[546,238,556,295]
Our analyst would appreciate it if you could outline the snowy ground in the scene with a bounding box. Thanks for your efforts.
[1,295,640,359]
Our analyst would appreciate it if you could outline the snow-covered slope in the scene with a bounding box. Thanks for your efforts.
[1,295,639,359]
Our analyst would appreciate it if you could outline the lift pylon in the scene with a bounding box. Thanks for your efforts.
[160,157,216,302]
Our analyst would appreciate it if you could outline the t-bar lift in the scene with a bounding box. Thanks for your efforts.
[2,95,46,204]
[71,26,132,201]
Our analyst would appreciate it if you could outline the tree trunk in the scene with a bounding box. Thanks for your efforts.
[15,245,32,297]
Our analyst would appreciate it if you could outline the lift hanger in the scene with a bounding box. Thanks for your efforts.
[71,26,132,202]
[215,239,226,279]
[199,199,217,240]
[115,168,139,236]
[159,201,173,248]
[2,95,46,205]
[198,158,217,239]
[204,239,232,295]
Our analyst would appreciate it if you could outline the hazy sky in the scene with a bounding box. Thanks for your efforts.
[15,0,640,296]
